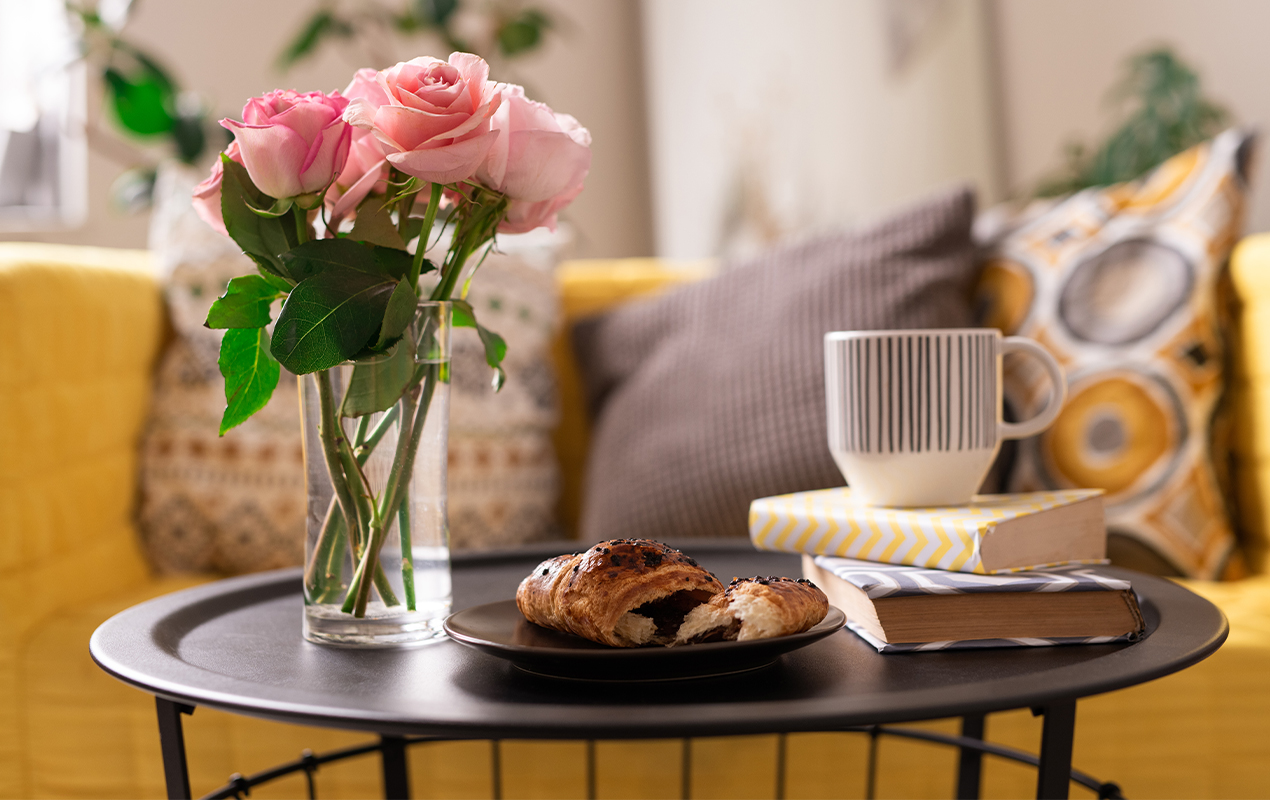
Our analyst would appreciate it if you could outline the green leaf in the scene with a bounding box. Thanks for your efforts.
[340,340,416,417]
[171,108,208,164]
[372,246,421,280]
[271,267,400,374]
[281,238,383,283]
[349,200,406,249]
[256,269,295,293]
[205,275,282,329]
[249,196,295,219]
[452,300,508,391]
[220,156,298,277]
[277,10,353,70]
[497,10,550,57]
[104,66,174,136]
[218,327,280,435]
[375,279,418,350]
[415,0,459,27]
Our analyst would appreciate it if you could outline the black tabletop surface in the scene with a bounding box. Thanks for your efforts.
[89,540,1228,740]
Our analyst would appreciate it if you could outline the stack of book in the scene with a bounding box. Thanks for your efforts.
[748,488,1146,652]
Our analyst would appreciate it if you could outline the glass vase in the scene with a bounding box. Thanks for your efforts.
[299,301,452,646]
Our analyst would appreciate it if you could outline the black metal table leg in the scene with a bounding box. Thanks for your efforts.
[381,735,410,799]
[155,697,194,800]
[1036,700,1077,800]
[956,714,986,800]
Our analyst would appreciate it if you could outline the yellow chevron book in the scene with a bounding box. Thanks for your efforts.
[749,488,1106,574]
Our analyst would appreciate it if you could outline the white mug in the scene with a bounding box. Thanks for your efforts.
[824,328,1066,507]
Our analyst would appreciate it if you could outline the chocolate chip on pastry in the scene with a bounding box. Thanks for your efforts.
[516,539,725,647]
[674,576,829,645]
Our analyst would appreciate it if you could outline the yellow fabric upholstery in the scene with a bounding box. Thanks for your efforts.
[3,243,1270,798]
[0,244,163,795]
[1229,235,1270,572]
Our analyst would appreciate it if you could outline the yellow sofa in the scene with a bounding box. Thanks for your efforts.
[2,240,1270,800]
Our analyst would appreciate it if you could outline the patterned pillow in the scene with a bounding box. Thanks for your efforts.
[138,166,564,574]
[976,129,1256,579]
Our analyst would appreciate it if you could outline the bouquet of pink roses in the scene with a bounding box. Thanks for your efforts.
[193,53,589,628]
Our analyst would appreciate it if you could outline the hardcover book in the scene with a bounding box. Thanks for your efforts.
[804,555,1145,653]
[749,488,1106,574]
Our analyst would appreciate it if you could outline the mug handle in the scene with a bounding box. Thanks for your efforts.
[997,336,1067,440]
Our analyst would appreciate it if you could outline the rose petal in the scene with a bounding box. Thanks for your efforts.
[222,119,311,199]
[272,101,342,144]
[385,128,499,184]
[374,105,473,152]
[329,159,387,219]
[501,129,592,202]
[299,120,352,195]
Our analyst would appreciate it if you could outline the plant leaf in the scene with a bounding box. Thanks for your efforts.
[104,66,174,136]
[372,246,421,280]
[271,266,400,374]
[349,200,406,249]
[452,299,507,391]
[220,156,298,277]
[276,10,354,70]
[374,279,418,350]
[205,275,281,329]
[340,340,416,417]
[281,237,383,283]
[219,327,280,435]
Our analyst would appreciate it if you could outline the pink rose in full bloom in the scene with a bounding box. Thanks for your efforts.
[344,53,502,185]
[476,84,591,233]
[220,90,352,200]
[327,69,391,219]
[191,140,244,236]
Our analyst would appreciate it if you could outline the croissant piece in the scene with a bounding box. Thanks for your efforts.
[674,576,829,645]
[516,539,725,647]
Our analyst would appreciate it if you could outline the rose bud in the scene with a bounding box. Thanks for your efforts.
[220,89,352,201]
[344,53,502,186]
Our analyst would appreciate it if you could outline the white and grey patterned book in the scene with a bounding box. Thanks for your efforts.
[804,555,1145,654]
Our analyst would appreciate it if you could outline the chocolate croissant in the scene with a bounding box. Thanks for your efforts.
[516,539,725,647]
[674,576,829,645]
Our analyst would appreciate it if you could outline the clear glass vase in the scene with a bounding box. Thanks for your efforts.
[299,301,452,646]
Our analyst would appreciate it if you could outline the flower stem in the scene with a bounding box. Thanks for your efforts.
[398,488,415,611]
[315,370,364,561]
[409,182,444,291]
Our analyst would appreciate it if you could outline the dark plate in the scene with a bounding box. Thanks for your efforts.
[443,600,847,682]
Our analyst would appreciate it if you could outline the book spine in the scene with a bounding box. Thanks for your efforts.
[749,496,990,573]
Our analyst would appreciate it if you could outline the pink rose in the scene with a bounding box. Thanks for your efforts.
[344,53,501,185]
[220,90,352,200]
[327,70,391,219]
[476,84,591,233]
[191,140,244,236]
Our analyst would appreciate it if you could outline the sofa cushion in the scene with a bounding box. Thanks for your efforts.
[977,129,1256,579]
[572,186,980,541]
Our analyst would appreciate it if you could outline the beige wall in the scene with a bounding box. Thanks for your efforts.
[1,0,654,259]
[642,0,1002,259]
[991,0,1270,233]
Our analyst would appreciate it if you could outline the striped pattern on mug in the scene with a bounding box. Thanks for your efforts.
[825,330,999,454]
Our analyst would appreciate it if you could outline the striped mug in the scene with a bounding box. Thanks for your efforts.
[823,328,1066,507]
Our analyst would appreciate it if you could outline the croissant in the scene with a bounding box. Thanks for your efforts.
[516,539,725,647]
[674,576,829,645]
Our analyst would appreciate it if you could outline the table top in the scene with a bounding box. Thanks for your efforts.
[89,541,1228,740]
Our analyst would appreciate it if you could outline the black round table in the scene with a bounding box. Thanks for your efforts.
[90,541,1227,800]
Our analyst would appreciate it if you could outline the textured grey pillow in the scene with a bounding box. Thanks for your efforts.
[573,186,980,541]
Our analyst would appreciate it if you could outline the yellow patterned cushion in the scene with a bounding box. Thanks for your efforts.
[978,130,1255,579]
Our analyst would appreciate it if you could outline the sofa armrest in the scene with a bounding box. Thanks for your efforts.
[0,244,165,632]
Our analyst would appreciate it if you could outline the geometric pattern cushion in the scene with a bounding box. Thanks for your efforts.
[977,129,1256,579]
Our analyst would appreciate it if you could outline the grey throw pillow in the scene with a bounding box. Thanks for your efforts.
[573,186,980,541]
